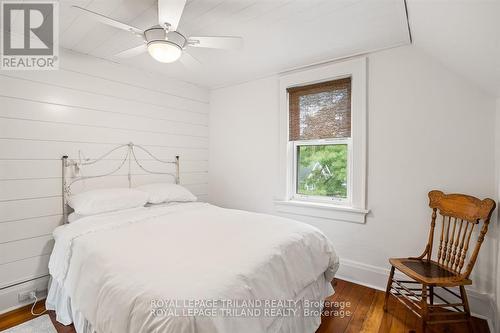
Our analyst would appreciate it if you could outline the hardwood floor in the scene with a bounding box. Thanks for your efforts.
[0,302,74,333]
[0,279,489,333]
[316,279,489,333]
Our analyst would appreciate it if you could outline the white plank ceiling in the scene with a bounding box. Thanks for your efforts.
[59,0,410,88]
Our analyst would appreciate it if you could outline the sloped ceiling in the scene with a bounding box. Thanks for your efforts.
[407,0,500,97]
[55,0,411,88]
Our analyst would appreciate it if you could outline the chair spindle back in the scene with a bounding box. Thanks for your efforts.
[425,190,496,278]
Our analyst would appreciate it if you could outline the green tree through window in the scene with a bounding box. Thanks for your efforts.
[297,145,347,198]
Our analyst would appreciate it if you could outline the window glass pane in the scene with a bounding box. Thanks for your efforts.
[296,144,348,199]
[288,78,351,141]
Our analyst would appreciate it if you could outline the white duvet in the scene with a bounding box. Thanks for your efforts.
[47,203,339,333]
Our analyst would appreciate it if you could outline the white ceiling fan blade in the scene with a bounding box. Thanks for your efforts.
[179,52,202,70]
[72,6,143,35]
[188,36,243,50]
[115,44,147,58]
[158,0,186,31]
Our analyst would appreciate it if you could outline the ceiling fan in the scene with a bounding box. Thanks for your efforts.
[72,0,243,66]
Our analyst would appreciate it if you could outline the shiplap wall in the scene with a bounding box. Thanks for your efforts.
[0,49,209,313]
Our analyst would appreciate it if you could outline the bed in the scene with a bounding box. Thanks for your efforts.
[46,143,339,333]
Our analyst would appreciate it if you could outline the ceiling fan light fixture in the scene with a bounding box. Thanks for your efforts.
[72,3,242,67]
[147,40,182,63]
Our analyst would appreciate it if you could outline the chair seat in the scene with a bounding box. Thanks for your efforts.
[389,258,472,286]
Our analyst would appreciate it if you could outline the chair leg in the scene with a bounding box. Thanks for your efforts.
[421,284,428,333]
[383,266,395,312]
[460,286,474,333]
[429,286,434,306]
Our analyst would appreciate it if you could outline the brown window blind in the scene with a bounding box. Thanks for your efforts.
[288,77,351,141]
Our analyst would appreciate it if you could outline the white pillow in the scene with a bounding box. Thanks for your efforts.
[67,212,82,223]
[136,183,197,204]
[68,188,149,216]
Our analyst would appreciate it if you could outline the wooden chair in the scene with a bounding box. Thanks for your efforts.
[383,190,496,332]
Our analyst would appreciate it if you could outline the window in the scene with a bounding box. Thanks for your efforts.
[288,78,352,204]
[275,57,367,223]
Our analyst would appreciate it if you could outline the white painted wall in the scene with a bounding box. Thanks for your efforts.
[209,45,497,315]
[494,98,500,331]
[0,49,209,313]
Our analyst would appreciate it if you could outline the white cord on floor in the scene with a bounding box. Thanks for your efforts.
[31,294,48,316]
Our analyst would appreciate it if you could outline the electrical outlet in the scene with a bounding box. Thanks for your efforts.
[17,288,47,303]
[18,290,36,302]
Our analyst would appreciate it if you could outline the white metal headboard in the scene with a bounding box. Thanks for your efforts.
[62,142,179,223]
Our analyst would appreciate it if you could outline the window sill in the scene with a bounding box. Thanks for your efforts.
[273,200,369,224]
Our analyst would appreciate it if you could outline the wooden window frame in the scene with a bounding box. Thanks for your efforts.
[274,57,369,224]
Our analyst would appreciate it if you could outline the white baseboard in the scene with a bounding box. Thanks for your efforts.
[0,276,49,315]
[336,258,496,332]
